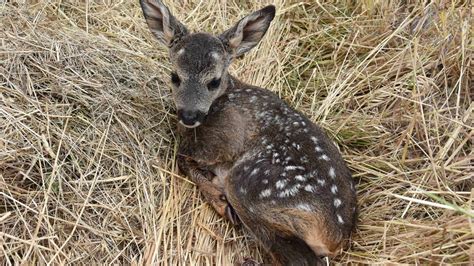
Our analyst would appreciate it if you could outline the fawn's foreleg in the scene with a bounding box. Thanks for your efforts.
[177,154,239,224]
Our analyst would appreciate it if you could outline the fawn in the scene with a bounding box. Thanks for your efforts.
[140,0,357,264]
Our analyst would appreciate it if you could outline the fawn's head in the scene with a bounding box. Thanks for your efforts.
[140,0,275,128]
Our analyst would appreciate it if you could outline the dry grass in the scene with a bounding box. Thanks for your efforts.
[1,0,473,264]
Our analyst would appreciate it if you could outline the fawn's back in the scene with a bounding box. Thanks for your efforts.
[179,78,357,262]
[140,0,357,264]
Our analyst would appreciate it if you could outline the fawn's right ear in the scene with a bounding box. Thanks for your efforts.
[140,0,188,47]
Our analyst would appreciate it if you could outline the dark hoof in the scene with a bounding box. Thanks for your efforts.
[240,257,260,266]
[225,204,240,225]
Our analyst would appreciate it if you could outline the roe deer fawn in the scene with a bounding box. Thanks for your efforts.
[140,0,357,264]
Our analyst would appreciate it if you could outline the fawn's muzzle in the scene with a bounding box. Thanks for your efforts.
[178,109,206,128]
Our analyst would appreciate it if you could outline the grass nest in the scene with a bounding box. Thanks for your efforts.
[1,0,472,264]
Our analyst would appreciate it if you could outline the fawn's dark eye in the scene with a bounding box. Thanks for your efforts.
[207,78,221,91]
[171,72,181,86]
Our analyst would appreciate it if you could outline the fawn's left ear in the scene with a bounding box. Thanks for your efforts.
[140,0,188,47]
[220,5,276,58]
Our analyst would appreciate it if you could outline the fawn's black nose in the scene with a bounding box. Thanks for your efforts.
[178,109,206,128]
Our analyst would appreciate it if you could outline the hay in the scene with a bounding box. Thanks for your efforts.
[1,0,472,264]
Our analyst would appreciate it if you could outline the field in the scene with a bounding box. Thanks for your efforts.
[1,0,472,264]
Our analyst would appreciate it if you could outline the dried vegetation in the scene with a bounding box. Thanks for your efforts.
[0,0,472,264]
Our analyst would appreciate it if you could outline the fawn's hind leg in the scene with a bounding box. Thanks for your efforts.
[225,178,331,265]
[177,155,239,224]
[227,212,324,266]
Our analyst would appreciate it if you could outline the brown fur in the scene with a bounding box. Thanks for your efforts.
[140,1,357,264]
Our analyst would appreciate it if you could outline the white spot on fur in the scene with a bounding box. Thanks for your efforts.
[276,179,288,189]
[285,166,305,171]
[315,146,323,152]
[304,184,316,193]
[250,95,258,103]
[317,179,326,186]
[264,169,271,175]
[297,203,313,212]
[311,136,318,143]
[177,48,185,55]
[292,183,302,192]
[292,143,301,150]
[262,179,269,184]
[334,198,342,207]
[307,170,318,178]
[251,168,260,176]
[295,175,306,182]
[278,184,301,197]
[210,51,220,60]
[239,187,247,194]
[337,214,344,224]
[331,185,338,194]
[329,167,336,178]
[259,188,272,199]
[319,154,330,161]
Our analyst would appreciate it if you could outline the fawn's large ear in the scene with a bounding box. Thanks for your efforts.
[219,5,276,58]
[140,0,188,47]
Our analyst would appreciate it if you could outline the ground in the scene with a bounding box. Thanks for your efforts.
[0,0,472,264]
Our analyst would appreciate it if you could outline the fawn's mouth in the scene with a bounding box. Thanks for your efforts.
[179,120,201,128]
[176,109,207,128]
